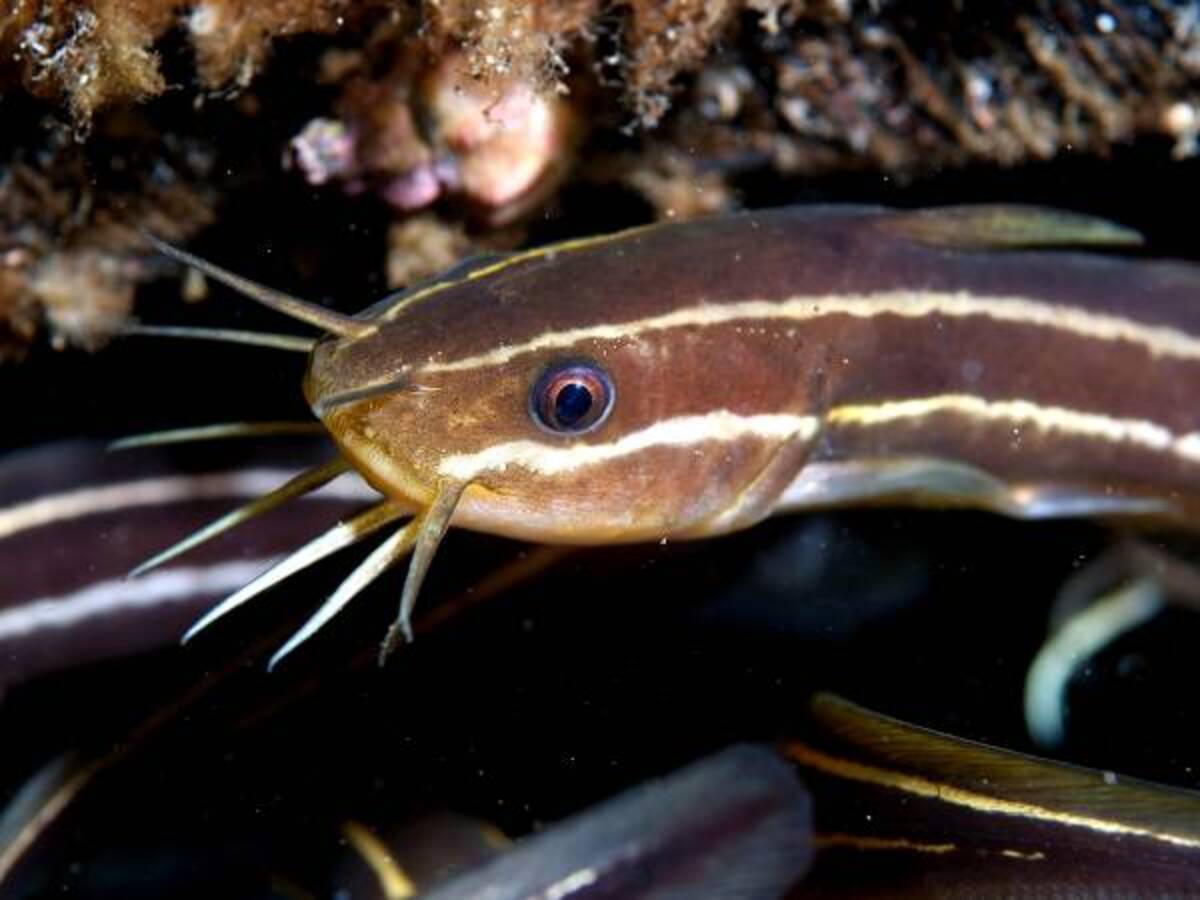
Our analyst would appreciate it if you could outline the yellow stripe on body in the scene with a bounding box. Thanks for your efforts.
[436,397,1200,482]
[341,821,417,898]
[814,833,958,855]
[785,741,1200,850]
[378,224,661,323]
[417,290,1200,373]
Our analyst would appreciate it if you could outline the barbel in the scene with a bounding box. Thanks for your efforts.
[136,205,1200,665]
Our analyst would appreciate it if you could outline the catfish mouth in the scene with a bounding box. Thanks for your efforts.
[130,386,471,669]
[312,412,470,663]
[303,358,438,508]
[157,404,470,667]
[310,374,416,417]
[324,413,441,510]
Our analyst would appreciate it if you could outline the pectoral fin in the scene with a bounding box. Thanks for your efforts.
[776,456,1172,520]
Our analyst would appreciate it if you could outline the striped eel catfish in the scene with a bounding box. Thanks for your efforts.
[787,694,1200,894]
[136,204,1200,667]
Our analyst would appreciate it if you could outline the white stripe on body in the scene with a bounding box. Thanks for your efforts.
[0,469,380,541]
[827,395,1200,463]
[418,290,1200,374]
[0,557,281,640]
[438,412,821,481]
[437,397,1200,481]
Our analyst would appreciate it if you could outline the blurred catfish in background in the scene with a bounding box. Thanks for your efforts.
[416,744,813,900]
[789,695,1200,897]
[0,440,375,687]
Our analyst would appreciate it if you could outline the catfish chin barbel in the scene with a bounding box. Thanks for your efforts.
[129,204,1200,668]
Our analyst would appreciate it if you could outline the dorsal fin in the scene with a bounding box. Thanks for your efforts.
[877,205,1144,251]
[144,233,373,339]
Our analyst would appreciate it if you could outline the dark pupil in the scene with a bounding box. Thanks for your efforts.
[553,382,594,426]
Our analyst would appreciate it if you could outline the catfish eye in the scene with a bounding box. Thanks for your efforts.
[531,362,614,433]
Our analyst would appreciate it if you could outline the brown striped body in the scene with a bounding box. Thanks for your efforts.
[790,695,1200,896]
[306,206,1200,544]
[0,441,375,684]
[132,204,1200,660]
